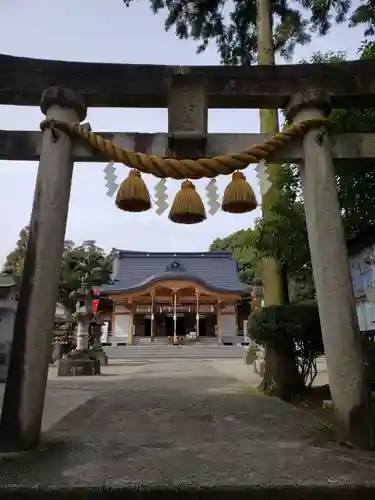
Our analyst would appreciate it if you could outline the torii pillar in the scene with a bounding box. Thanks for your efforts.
[285,90,375,447]
[0,88,86,452]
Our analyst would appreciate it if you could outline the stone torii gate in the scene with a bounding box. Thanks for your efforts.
[0,54,375,451]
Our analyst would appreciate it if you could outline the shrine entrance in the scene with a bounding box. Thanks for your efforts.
[2,52,375,451]
[139,314,187,337]
[136,311,216,339]
[164,315,186,337]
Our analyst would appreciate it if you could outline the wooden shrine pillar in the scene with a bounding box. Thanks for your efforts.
[173,289,178,343]
[150,291,155,341]
[216,301,223,345]
[195,290,200,338]
[285,90,375,446]
[0,87,86,452]
[128,302,134,346]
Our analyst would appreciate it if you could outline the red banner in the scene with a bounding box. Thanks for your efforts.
[251,292,259,313]
[92,289,100,313]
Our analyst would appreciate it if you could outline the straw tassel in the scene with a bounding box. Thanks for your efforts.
[221,171,258,214]
[168,180,206,224]
[115,169,151,212]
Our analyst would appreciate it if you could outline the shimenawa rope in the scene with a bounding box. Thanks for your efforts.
[40,117,327,180]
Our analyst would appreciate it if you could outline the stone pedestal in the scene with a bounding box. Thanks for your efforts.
[57,350,100,377]
[90,346,108,366]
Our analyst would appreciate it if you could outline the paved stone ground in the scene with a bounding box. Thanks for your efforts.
[0,359,375,488]
[0,378,99,432]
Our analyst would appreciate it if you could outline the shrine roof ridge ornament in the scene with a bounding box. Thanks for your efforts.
[165,260,185,272]
[1,53,375,109]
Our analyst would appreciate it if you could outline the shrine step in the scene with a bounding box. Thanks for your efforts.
[104,344,245,363]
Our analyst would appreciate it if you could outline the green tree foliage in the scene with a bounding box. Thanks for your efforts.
[250,303,323,354]
[350,0,375,35]
[249,302,324,399]
[59,240,115,311]
[3,226,29,276]
[252,164,312,284]
[304,44,375,238]
[210,163,312,292]
[123,1,368,64]
[329,42,375,239]
[210,229,259,285]
[3,228,115,311]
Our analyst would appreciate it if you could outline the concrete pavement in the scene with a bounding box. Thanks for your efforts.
[0,358,374,490]
[0,356,329,436]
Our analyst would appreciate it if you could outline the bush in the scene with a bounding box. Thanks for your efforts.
[249,303,322,350]
[249,303,324,393]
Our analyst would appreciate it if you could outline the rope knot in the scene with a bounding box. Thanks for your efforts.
[40,117,57,132]
[181,180,195,190]
[40,118,61,142]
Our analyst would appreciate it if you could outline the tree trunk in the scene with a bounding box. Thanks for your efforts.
[257,0,285,308]
[256,0,293,395]
[258,341,305,401]
[258,264,298,400]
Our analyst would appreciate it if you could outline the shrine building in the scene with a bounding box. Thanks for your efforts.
[95,250,250,346]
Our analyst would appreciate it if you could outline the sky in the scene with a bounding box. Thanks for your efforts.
[0,0,366,264]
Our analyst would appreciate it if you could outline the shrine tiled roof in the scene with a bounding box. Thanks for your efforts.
[97,250,248,295]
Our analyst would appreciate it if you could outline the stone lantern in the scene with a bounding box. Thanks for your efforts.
[56,281,100,376]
